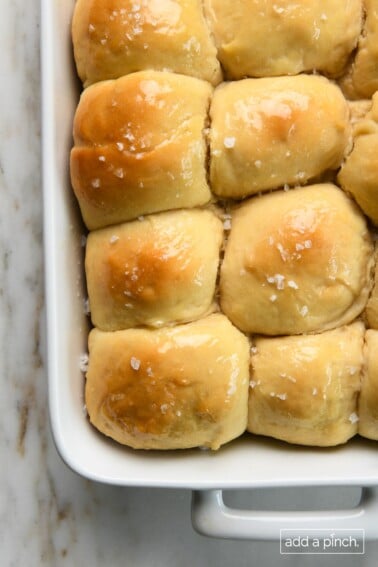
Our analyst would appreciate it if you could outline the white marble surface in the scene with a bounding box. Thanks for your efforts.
[1,2,378,565]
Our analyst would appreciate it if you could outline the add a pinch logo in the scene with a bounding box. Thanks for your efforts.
[280,529,365,555]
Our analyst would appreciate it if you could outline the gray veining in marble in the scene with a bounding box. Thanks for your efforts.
[0,1,377,565]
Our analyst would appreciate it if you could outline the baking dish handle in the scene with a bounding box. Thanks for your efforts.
[191,488,378,540]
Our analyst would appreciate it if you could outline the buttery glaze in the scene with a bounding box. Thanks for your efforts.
[85,209,223,330]
[204,0,362,79]
[72,0,222,86]
[359,330,378,440]
[220,184,374,335]
[249,323,364,446]
[210,75,351,199]
[71,71,213,229]
[85,314,250,449]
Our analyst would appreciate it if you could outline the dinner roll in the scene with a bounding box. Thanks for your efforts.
[86,209,223,330]
[358,330,378,440]
[365,248,378,329]
[248,323,364,446]
[85,314,250,450]
[220,184,373,335]
[340,0,378,99]
[209,75,350,199]
[338,93,378,225]
[204,0,362,80]
[72,0,222,87]
[71,71,212,230]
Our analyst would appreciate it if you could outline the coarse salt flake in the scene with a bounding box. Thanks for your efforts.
[300,305,308,317]
[130,356,141,371]
[91,178,101,188]
[109,235,119,244]
[276,393,287,400]
[287,280,298,289]
[79,354,89,373]
[224,136,236,148]
[349,412,359,424]
[114,168,124,178]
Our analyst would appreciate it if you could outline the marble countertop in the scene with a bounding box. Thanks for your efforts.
[1,2,377,565]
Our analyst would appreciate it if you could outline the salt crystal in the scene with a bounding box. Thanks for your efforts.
[224,136,236,148]
[109,235,119,244]
[300,305,308,317]
[312,388,318,396]
[270,294,277,302]
[98,155,106,162]
[349,413,359,424]
[223,219,232,230]
[91,178,101,188]
[249,380,257,389]
[276,393,287,401]
[130,357,141,371]
[116,142,124,151]
[79,354,89,373]
[304,240,312,249]
[254,160,262,168]
[83,298,90,315]
[114,168,124,179]
[287,280,298,289]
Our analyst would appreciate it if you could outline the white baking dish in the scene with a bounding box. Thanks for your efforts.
[41,0,378,540]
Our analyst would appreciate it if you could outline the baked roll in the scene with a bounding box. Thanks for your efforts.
[85,314,250,450]
[338,93,378,225]
[358,330,378,440]
[204,0,362,80]
[220,184,373,335]
[209,75,351,199]
[72,0,222,87]
[365,247,378,329]
[340,0,378,99]
[248,323,364,446]
[71,71,212,230]
[85,209,223,331]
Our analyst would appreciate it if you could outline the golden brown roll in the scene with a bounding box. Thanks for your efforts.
[248,323,364,446]
[340,0,378,99]
[358,330,378,440]
[365,247,378,329]
[204,0,362,80]
[72,0,222,87]
[338,93,378,225]
[86,209,223,331]
[209,75,351,199]
[71,71,212,230]
[220,184,373,335]
[85,314,250,450]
